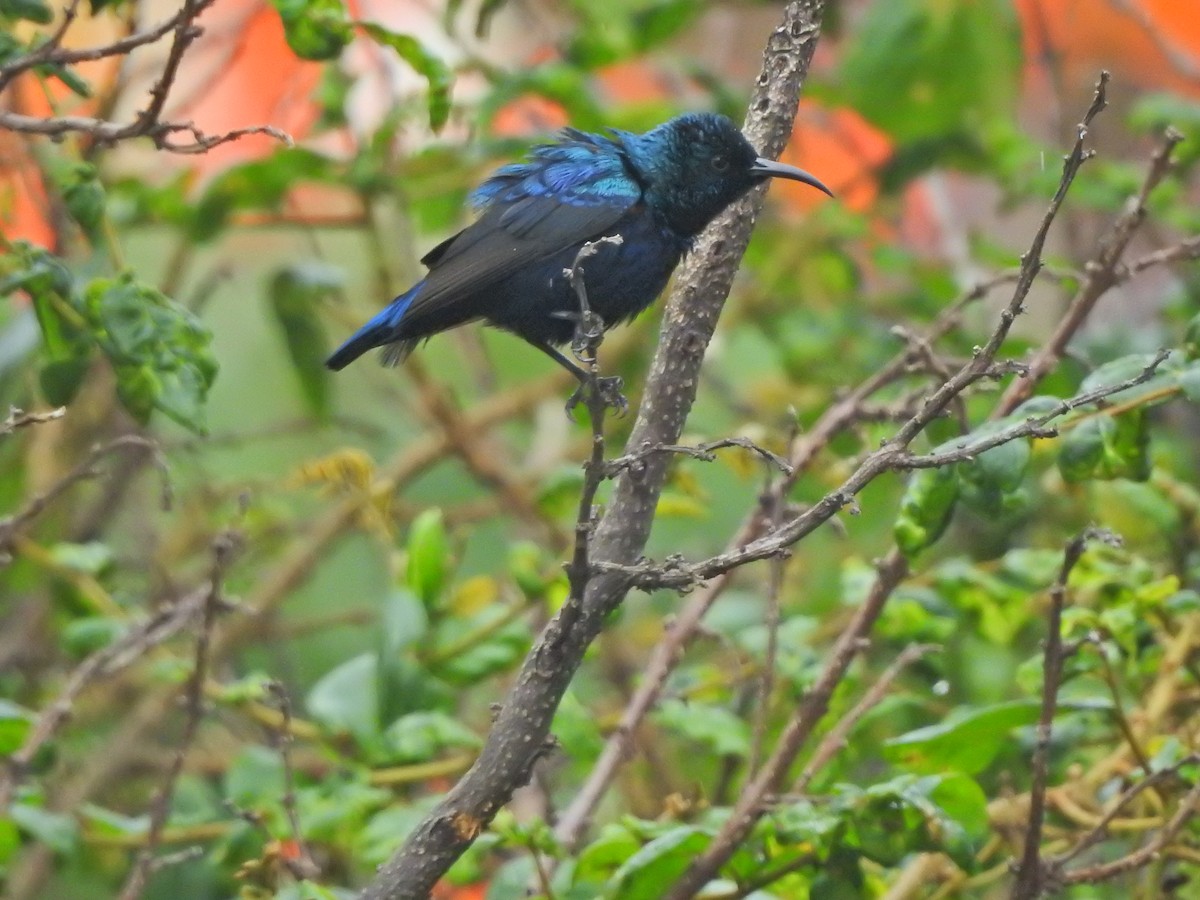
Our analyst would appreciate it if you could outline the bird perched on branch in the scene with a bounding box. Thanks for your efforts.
[326,112,832,411]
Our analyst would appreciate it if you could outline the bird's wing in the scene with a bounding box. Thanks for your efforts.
[401,136,643,321]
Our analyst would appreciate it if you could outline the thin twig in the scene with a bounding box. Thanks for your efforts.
[606,436,794,478]
[593,348,1168,593]
[1012,527,1119,900]
[0,436,164,564]
[1079,635,1154,776]
[1061,778,1200,886]
[0,585,211,811]
[0,0,292,155]
[1051,755,1199,868]
[792,642,938,794]
[997,124,1182,415]
[563,238,620,607]
[117,531,239,900]
[265,682,321,880]
[747,486,787,777]
[0,407,65,436]
[0,0,182,91]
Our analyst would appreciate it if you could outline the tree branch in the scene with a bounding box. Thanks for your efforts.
[358,4,829,897]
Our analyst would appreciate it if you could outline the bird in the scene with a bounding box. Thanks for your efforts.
[326,112,832,411]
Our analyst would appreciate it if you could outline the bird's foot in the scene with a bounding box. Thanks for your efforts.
[571,310,606,356]
[551,309,607,361]
[566,375,628,420]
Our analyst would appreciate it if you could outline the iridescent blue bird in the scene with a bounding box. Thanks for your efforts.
[326,112,832,407]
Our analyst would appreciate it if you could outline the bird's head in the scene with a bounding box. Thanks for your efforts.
[622,112,832,237]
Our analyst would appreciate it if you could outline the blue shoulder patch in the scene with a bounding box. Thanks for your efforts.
[470,129,641,210]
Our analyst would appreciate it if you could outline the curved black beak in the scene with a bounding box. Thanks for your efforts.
[750,157,834,198]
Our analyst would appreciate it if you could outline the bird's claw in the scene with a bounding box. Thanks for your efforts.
[569,311,606,360]
[566,375,628,420]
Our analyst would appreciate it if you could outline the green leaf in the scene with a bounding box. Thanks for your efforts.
[1186,313,1200,361]
[655,699,750,759]
[224,745,285,808]
[271,0,352,60]
[377,589,450,725]
[0,816,20,866]
[267,262,340,418]
[927,773,990,868]
[1130,93,1200,166]
[631,0,704,52]
[1,241,80,358]
[307,653,379,742]
[575,824,642,887]
[552,691,604,766]
[1177,362,1200,402]
[78,804,147,837]
[383,711,481,763]
[41,60,92,98]
[61,617,126,658]
[0,0,52,23]
[837,0,1021,148]
[356,800,438,867]
[1077,351,1179,407]
[10,803,78,855]
[361,23,454,130]
[49,541,113,575]
[894,465,958,557]
[508,540,557,599]
[1058,411,1150,483]
[39,356,89,407]
[834,774,988,870]
[77,274,218,433]
[406,509,449,607]
[49,162,106,242]
[605,826,712,900]
[433,616,528,685]
[0,700,33,755]
[884,699,1109,774]
[956,435,1030,517]
[884,700,1041,774]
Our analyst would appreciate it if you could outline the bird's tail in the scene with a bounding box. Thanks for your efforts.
[325,289,417,370]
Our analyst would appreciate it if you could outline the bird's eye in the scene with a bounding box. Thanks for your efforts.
[711,154,729,172]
